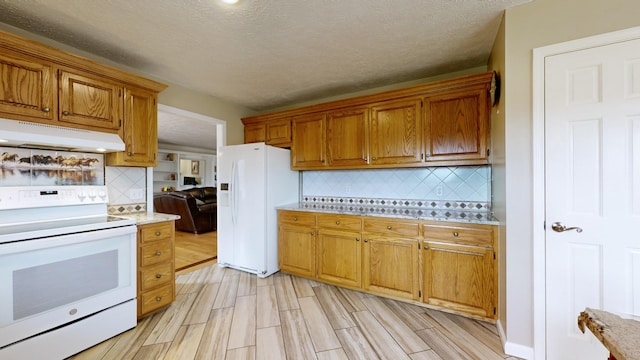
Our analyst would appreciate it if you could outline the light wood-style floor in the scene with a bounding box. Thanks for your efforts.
[174,230,218,272]
[71,263,521,360]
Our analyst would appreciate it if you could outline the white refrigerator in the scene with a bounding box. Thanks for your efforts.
[216,142,299,278]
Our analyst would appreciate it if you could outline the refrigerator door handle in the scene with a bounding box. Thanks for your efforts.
[231,160,239,225]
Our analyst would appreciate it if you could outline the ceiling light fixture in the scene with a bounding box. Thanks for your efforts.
[221,0,238,4]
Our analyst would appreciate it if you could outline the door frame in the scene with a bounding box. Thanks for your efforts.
[532,26,640,360]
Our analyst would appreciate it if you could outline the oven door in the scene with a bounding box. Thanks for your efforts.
[0,225,136,349]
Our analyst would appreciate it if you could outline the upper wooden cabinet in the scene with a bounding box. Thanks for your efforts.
[58,70,123,130]
[326,107,369,167]
[242,71,493,169]
[244,118,292,147]
[106,87,158,166]
[423,86,490,165]
[370,98,422,165]
[0,29,166,166]
[291,113,326,168]
[0,50,54,121]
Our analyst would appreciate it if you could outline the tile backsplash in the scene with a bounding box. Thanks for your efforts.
[105,166,147,214]
[302,166,491,202]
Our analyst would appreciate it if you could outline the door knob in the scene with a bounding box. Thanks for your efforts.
[551,222,582,233]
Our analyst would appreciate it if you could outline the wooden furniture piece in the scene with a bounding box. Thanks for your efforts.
[0,29,166,167]
[578,308,640,360]
[137,220,175,318]
[243,72,493,169]
[422,221,497,319]
[277,209,499,321]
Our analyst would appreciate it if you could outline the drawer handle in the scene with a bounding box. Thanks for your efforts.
[387,226,392,230]
[453,232,459,237]
[42,107,50,113]
[155,274,162,279]
[364,239,369,243]
[156,296,162,302]
[356,237,360,241]
[336,221,340,225]
[155,231,161,236]
[155,251,162,256]
[293,217,298,221]
[62,110,70,116]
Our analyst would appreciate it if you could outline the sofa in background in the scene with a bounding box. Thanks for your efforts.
[153,187,217,234]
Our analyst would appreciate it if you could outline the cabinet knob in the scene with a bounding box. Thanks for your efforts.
[155,274,162,279]
[127,152,132,156]
[293,217,298,221]
[155,251,162,256]
[356,237,360,241]
[311,232,315,236]
[387,225,392,230]
[372,157,377,161]
[453,232,459,237]
[364,239,369,243]
[336,221,340,225]
[155,231,161,236]
[62,110,70,116]
[156,296,162,302]
[42,107,50,113]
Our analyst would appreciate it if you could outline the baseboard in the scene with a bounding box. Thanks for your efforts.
[497,320,535,359]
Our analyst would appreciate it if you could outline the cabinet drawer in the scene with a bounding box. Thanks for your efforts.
[423,224,493,247]
[140,240,173,267]
[139,222,174,244]
[317,214,362,231]
[140,283,174,315]
[140,262,173,291]
[363,218,420,237]
[279,211,316,227]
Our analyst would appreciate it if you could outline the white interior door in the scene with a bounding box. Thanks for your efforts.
[545,38,640,359]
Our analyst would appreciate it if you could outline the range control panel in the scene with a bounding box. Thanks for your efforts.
[0,186,109,210]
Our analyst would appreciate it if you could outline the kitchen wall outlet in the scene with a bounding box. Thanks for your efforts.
[129,188,145,200]
[436,185,444,197]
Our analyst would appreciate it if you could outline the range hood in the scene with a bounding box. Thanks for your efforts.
[0,118,125,153]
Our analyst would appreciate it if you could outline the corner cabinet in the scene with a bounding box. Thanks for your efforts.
[137,220,176,319]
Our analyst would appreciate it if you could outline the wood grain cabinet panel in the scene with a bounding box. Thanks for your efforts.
[316,214,362,288]
[369,98,422,165]
[0,50,54,121]
[291,113,326,169]
[58,70,122,130]
[326,107,369,167]
[106,86,158,166]
[137,220,175,319]
[266,118,291,146]
[423,86,490,165]
[422,222,497,319]
[278,211,317,278]
[244,122,266,144]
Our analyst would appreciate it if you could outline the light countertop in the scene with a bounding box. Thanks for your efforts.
[277,203,500,225]
[119,212,180,225]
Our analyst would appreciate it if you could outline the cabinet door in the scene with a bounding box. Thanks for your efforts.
[423,241,496,319]
[59,70,122,130]
[291,113,326,169]
[109,87,157,166]
[0,51,54,121]
[317,229,361,288]
[266,119,291,146]
[423,86,489,164]
[326,107,369,167]
[370,98,422,165]
[278,224,316,278]
[362,236,420,300]
[244,122,266,144]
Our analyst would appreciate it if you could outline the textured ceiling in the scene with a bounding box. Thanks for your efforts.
[0,0,530,152]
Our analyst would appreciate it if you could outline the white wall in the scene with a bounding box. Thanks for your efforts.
[497,0,640,357]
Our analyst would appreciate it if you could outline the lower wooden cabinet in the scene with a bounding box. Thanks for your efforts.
[277,210,498,320]
[137,220,175,318]
[316,214,362,288]
[278,211,316,278]
[422,222,497,319]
